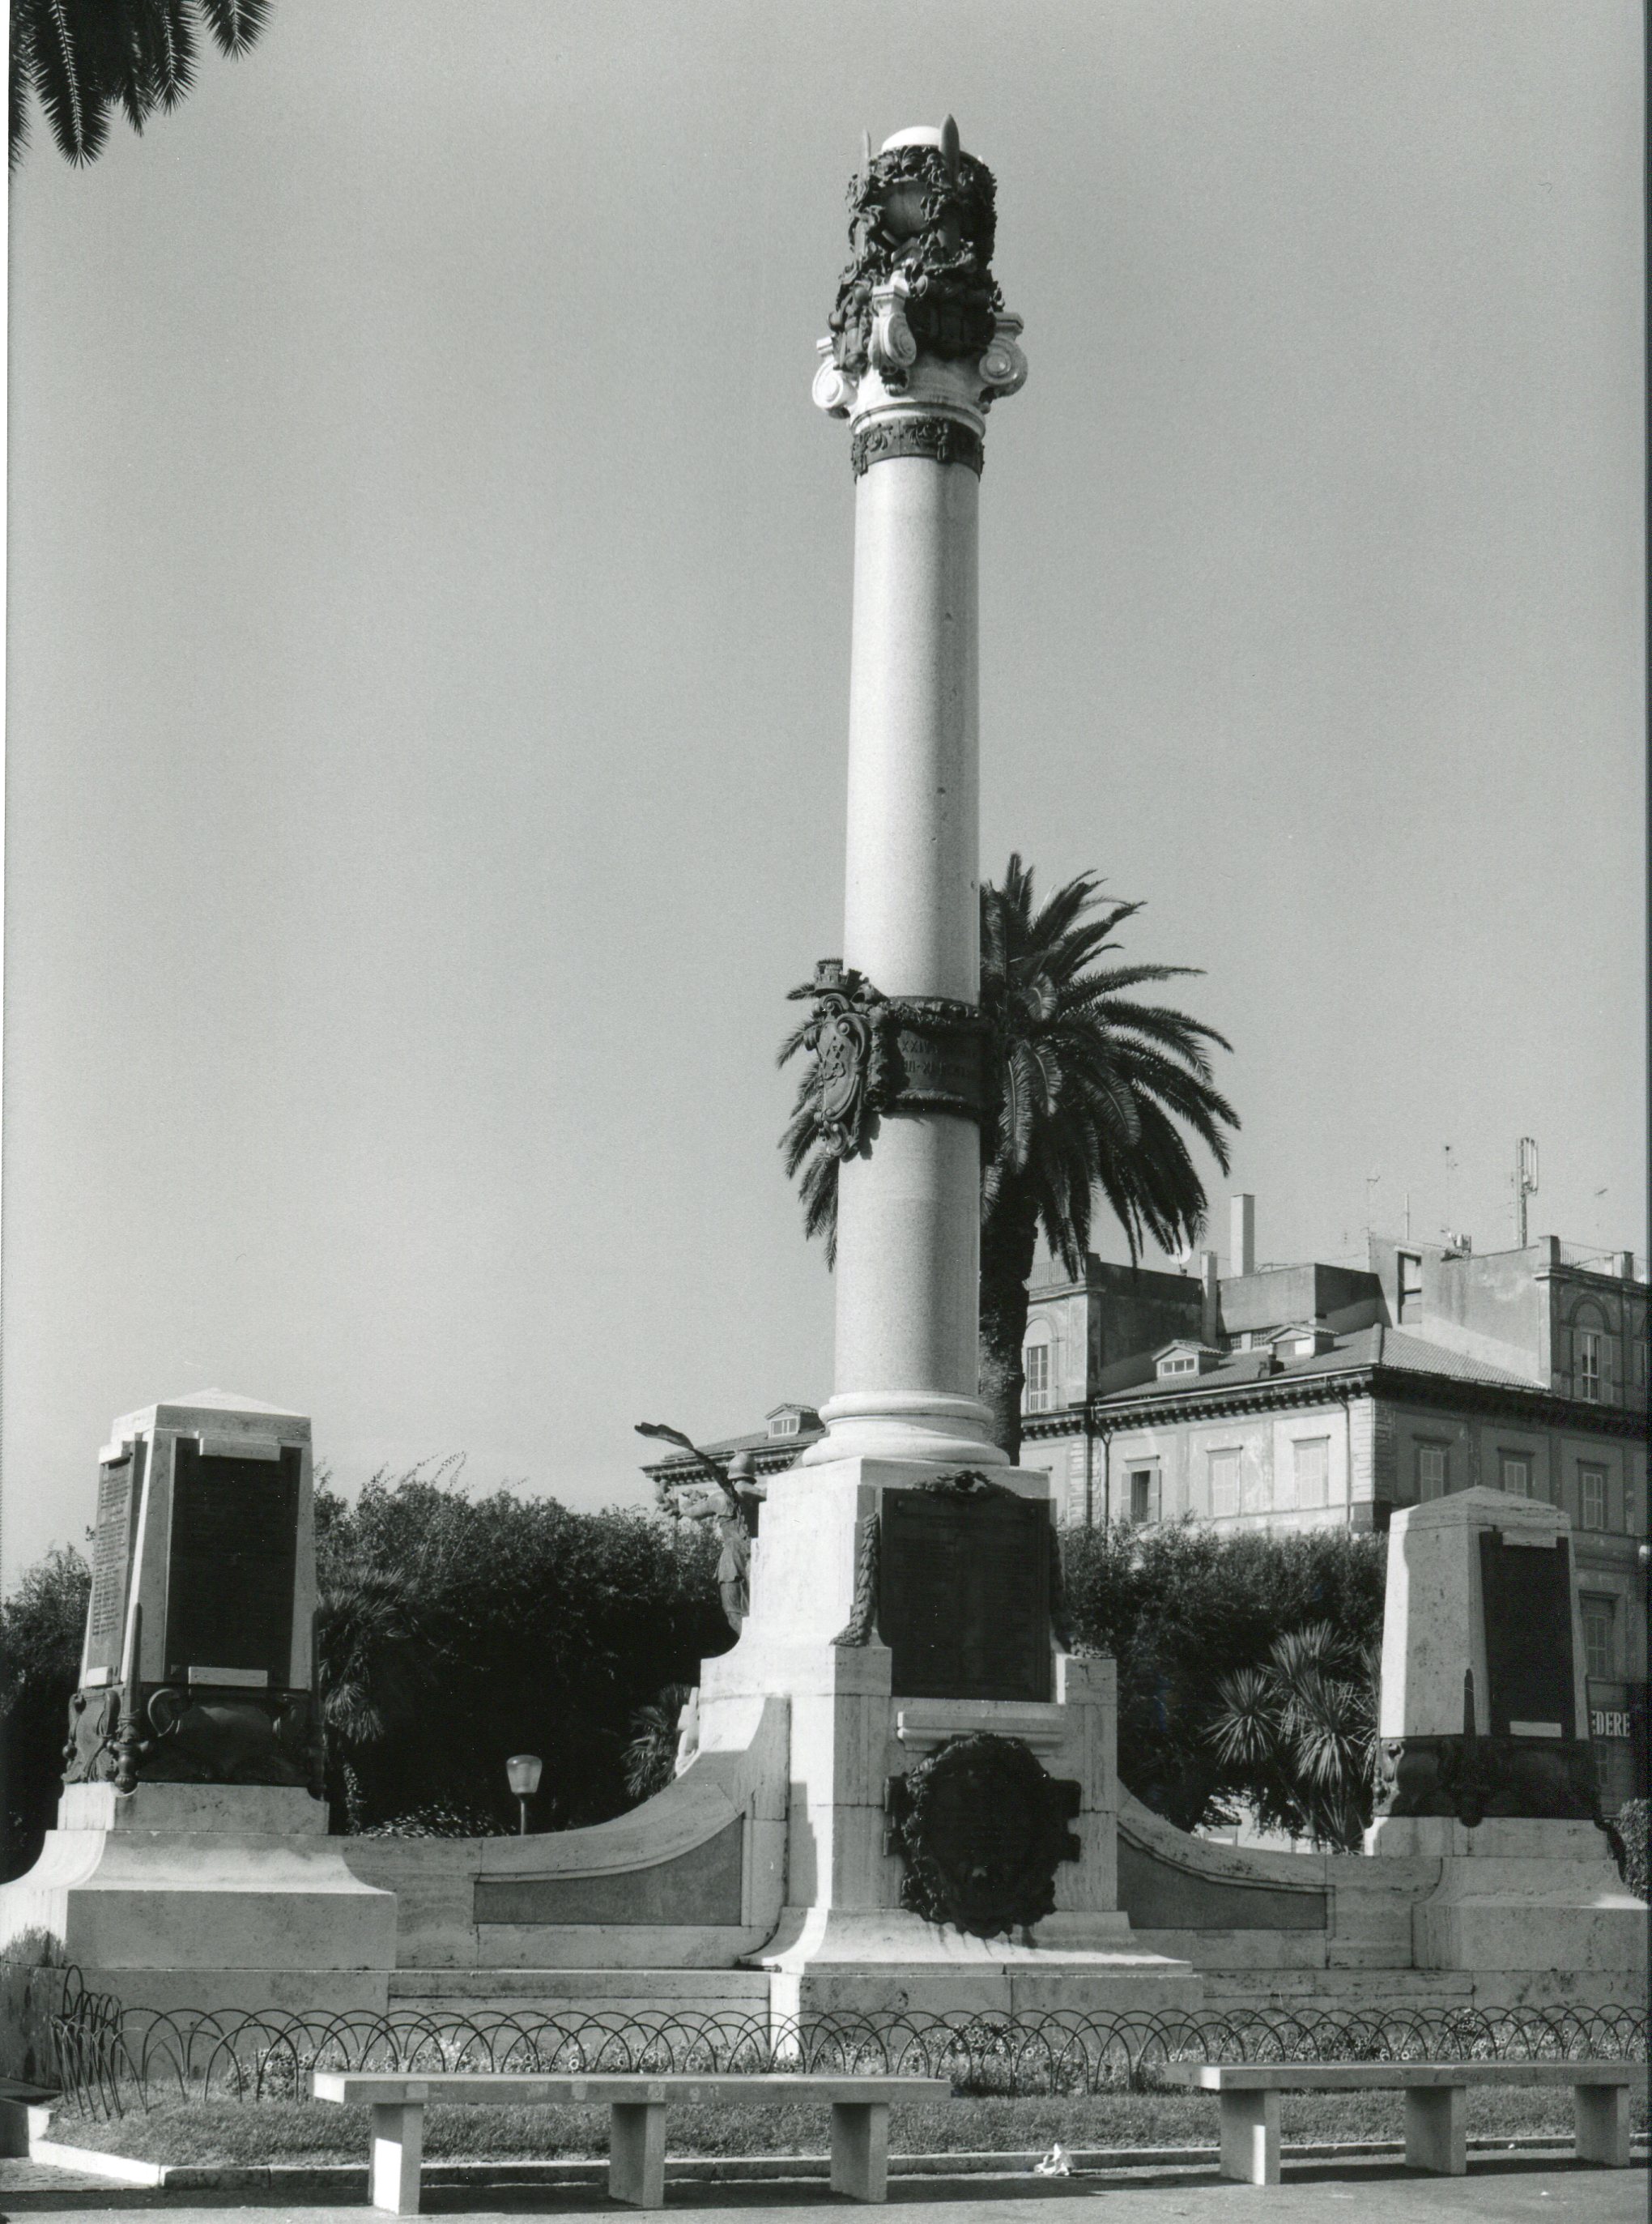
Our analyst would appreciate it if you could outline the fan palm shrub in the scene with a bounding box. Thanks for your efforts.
[781,855,1238,1460]
[1206,1621,1380,1851]
[312,1570,432,1833]
[623,1684,693,1803]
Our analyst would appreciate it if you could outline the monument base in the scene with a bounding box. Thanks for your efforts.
[1365,1816,1645,1973]
[695,1453,1200,2021]
[0,1782,398,2021]
[754,1902,1200,2019]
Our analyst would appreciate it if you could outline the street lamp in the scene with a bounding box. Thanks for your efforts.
[505,1753,543,1836]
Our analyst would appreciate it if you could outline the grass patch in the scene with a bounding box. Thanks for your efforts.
[49,2082,1649,2166]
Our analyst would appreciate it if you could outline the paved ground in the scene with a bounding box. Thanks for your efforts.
[0,2154,1643,2220]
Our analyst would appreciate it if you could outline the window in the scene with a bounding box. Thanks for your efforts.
[1293,1436,1331,1510]
[1582,1596,1616,1681]
[1416,1443,1449,1501]
[1127,1467,1160,1524]
[1577,1329,1601,1402]
[1579,1463,1607,1531]
[1636,1340,1649,1388]
[1398,1251,1423,1324]
[1499,1453,1532,1498]
[1024,1343,1051,1412]
[1207,1448,1241,1517]
[1159,1354,1198,1377]
[769,1413,799,1438]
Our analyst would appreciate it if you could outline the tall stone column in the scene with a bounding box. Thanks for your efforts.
[800,120,1028,1471]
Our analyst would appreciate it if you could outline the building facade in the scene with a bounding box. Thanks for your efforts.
[1022,1225,1650,1809]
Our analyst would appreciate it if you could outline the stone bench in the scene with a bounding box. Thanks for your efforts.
[310,2070,950,2213]
[1156,2060,1640,2184]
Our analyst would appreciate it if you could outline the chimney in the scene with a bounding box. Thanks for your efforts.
[1230,1193,1256,1278]
[1614,1251,1637,1280]
[1200,1250,1220,1344]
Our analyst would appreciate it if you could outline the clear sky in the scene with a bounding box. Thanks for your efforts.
[2,0,1643,1583]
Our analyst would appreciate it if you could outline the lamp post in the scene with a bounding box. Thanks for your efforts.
[505,1753,543,1835]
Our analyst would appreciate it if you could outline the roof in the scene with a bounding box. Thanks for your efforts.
[1094,1322,1538,1409]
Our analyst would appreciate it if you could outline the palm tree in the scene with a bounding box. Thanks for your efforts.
[313,1570,431,1833]
[1206,1622,1379,1852]
[781,855,1238,1461]
[11,0,270,169]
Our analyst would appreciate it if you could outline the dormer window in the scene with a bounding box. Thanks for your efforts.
[1271,1323,1337,1359]
[1153,1340,1224,1380]
[765,1404,821,1441]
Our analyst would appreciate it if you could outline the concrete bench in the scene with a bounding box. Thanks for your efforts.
[310,2069,950,2213]
[1156,2059,1641,2185]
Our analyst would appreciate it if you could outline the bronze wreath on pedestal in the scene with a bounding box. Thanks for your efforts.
[885,1731,1080,1940]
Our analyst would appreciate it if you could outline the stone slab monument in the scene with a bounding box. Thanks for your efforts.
[1366,1485,1643,1975]
[0,1393,395,2018]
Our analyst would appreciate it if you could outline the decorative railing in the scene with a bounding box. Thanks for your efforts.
[31,1967,1646,2122]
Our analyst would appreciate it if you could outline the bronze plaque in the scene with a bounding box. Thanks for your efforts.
[163,1442,300,1685]
[879,1491,1051,1702]
[83,1446,145,1677]
[890,1022,981,1114]
[1479,1531,1575,1737]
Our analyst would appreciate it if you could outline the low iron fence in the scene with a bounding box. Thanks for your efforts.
[29,1966,1646,2121]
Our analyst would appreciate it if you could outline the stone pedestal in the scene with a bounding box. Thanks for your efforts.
[1367,1818,1646,1975]
[1372,1486,1599,1826]
[703,1457,1197,2017]
[63,1392,321,1796]
[0,1783,396,2017]
[1366,1485,1645,1975]
[0,1393,397,2031]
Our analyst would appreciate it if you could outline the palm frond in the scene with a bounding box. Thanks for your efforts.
[195,0,270,58]
[1207,1667,1279,1766]
[11,9,35,165]
[31,0,109,164]
[143,0,195,112]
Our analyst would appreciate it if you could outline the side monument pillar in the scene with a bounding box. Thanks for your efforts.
[1368,1485,1644,1976]
[698,125,1196,2019]
[0,1392,395,2031]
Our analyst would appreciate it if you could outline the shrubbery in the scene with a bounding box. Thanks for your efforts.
[22,1484,1630,1871]
[314,1471,729,1833]
[1061,1519,1386,1842]
[0,1547,91,1881]
[1608,1798,1648,1901]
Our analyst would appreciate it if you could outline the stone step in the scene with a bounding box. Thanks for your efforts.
[387,1967,773,2019]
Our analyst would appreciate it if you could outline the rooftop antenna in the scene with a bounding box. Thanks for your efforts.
[1442,1144,1458,1241]
[1513,1135,1539,1247]
[1365,1171,1382,1242]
